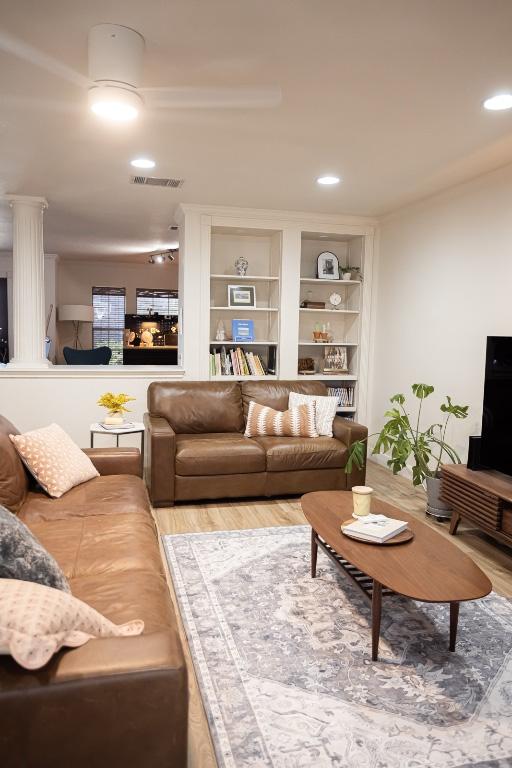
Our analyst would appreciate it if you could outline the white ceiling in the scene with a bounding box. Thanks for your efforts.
[1,0,512,258]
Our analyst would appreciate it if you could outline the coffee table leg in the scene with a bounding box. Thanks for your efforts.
[311,529,318,578]
[449,512,461,536]
[372,581,382,661]
[449,601,459,651]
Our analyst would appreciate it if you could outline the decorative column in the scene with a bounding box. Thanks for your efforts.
[5,195,51,368]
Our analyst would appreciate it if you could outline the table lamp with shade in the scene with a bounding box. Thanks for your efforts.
[58,305,94,349]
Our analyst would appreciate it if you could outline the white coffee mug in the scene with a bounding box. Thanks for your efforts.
[352,485,374,517]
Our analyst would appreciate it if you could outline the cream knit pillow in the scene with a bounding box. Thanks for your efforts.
[288,391,338,437]
[245,401,319,438]
[10,423,99,498]
[0,579,144,670]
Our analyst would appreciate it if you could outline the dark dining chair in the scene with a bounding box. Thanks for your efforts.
[63,346,112,365]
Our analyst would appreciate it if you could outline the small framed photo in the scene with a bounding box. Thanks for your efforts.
[232,319,255,342]
[228,284,256,308]
[317,251,340,280]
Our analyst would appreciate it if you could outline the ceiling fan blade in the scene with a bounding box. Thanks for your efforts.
[0,29,91,89]
[140,86,282,109]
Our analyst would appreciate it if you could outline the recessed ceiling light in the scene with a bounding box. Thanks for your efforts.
[483,93,512,111]
[317,175,341,186]
[131,157,156,169]
[88,85,141,122]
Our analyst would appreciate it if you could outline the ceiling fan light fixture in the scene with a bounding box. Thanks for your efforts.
[483,93,512,111]
[88,84,142,122]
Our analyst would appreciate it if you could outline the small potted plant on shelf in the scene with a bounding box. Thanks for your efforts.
[97,392,135,425]
[341,266,360,281]
[345,383,469,520]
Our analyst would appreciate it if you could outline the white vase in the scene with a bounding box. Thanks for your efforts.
[342,272,352,281]
[104,413,124,426]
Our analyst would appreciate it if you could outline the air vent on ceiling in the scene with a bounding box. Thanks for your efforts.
[130,175,184,188]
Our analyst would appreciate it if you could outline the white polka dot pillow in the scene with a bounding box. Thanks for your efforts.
[288,391,339,437]
[0,579,144,670]
[9,423,98,498]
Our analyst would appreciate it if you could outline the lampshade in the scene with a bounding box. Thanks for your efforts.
[58,305,94,322]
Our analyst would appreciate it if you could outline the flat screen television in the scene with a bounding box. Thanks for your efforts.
[480,336,512,476]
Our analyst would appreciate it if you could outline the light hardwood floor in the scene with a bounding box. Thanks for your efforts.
[154,461,512,768]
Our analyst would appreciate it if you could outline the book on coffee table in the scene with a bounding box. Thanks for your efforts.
[342,514,408,543]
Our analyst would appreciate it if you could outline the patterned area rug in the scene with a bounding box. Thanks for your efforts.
[163,526,512,768]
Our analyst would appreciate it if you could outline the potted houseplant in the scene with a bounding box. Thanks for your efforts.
[97,392,135,425]
[346,383,469,520]
[341,266,360,281]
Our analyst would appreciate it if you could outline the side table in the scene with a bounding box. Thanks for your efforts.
[90,422,145,466]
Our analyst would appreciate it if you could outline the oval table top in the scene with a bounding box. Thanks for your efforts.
[301,490,492,603]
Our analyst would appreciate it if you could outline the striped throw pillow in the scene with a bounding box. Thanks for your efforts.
[245,401,319,438]
[288,391,338,437]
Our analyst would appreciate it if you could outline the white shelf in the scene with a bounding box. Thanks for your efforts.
[298,341,358,346]
[299,308,359,315]
[210,340,278,346]
[211,274,279,282]
[210,375,277,381]
[297,374,358,381]
[211,306,279,312]
[300,278,360,286]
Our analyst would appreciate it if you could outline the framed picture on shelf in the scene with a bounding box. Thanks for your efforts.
[317,251,340,280]
[232,319,255,342]
[323,345,348,374]
[228,284,256,308]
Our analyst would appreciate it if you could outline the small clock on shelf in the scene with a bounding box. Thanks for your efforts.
[329,292,343,310]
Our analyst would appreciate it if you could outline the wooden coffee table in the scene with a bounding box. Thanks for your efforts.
[301,490,492,661]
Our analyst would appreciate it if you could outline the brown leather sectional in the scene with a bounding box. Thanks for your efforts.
[0,415,187,768]
[145,380,368,506]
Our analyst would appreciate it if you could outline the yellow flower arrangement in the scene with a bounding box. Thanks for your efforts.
[97,392,135,416]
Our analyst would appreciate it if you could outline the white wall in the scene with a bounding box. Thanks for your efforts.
[370,161,512,462]
[56,259,179,358]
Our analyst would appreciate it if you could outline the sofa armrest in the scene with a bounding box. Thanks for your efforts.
[332,416,368,489]
[0,631,188,768]
[83,447,142,477]
[144,413,176,507]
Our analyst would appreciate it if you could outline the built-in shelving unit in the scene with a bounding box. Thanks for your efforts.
[176,204,375,421]
[208,226,281,378]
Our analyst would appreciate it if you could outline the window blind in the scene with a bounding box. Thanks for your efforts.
[136,288,179,315]
[92,287,126,365]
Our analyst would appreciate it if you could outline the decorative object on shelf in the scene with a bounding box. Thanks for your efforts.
[323,345,348,373]
[234,255,249,276]
[328,385,355,407]
[301,299,325,309]
[232,319,255,342]
[345,383,469,520]
[215,319,226,341]
[352,485,374,517]
[298,357,315,375]
[329,292,343,310]
[341,266,360,281]
[228,284,256,308]
[317,251,340,280]
[97,392,135,426]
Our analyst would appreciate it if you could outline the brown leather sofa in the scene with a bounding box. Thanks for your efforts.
[0,415,187,768]
[145,380,368,506]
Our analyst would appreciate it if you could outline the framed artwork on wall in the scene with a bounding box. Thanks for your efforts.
[228,284,256,308]
[317,251,340,280]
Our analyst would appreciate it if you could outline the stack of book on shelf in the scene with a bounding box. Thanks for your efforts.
[328,386,355,407]
[342,514,408,543]
[209,346,268,377]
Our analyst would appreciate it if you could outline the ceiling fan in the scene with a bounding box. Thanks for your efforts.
[0,23,282,121]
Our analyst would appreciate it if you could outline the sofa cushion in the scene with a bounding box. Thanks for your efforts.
[0,416,29,513]
[148,381,245,434]
[254,435,348,472]
[26,513,162,582]
[175,433,266,476]
[18,474,149,524]
[0,505,70,592]
[0,578,144,670]
[241,380,328,418]
[245,401,319,438]
[10,424,99,498]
